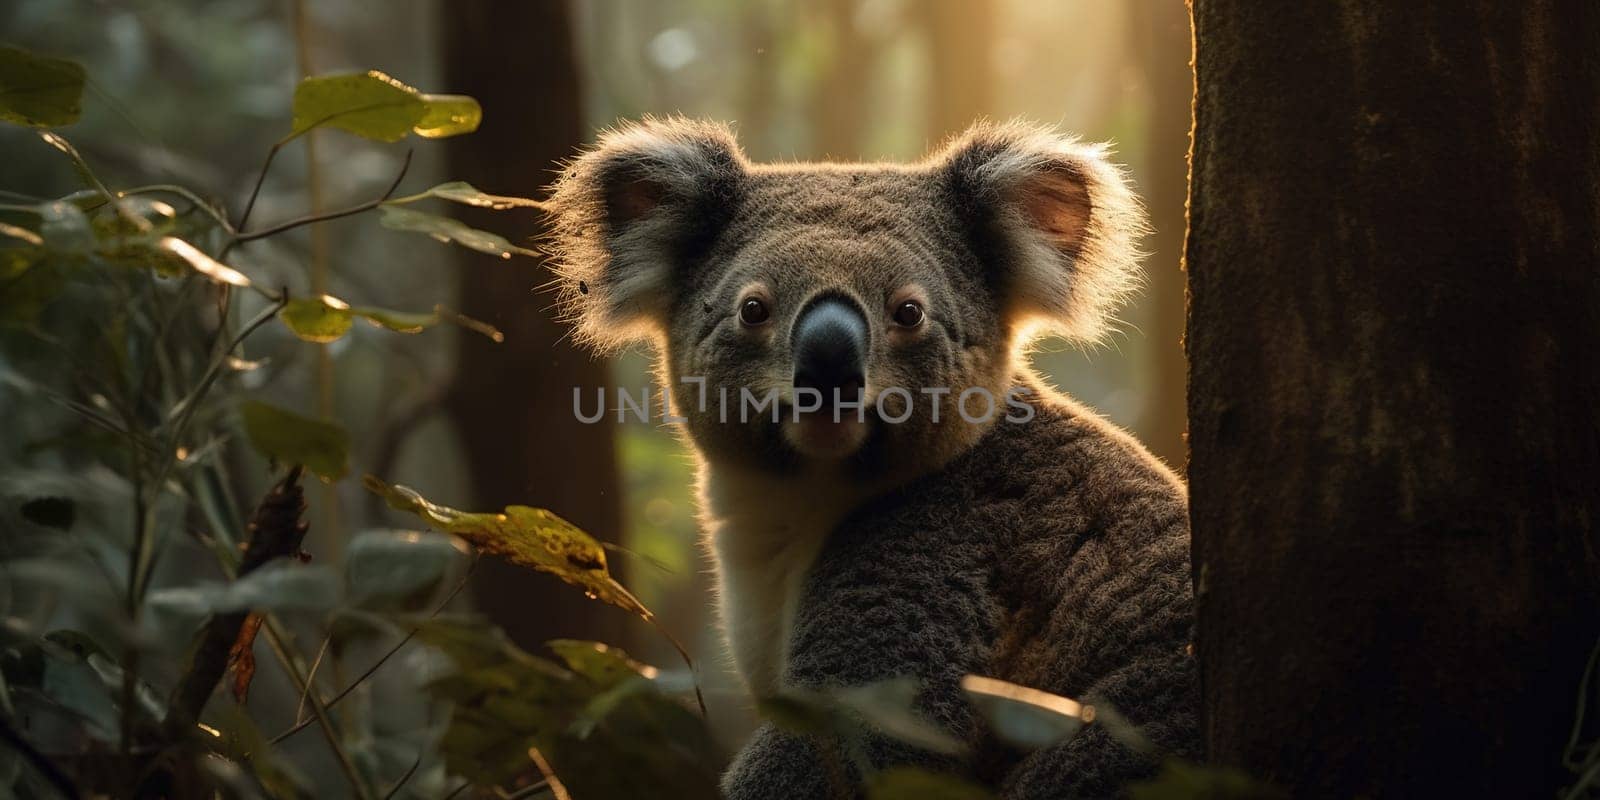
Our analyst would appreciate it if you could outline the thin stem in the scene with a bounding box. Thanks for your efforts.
[382,752,425,800]
[234,142,282,233]
[219,149,413,257]
[297,632,335,725]
[260,617,374,800]
[133,294,287,605]
[270,556,479,745]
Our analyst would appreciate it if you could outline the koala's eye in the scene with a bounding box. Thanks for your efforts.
[892,300,924,328]
[739,297,771,327]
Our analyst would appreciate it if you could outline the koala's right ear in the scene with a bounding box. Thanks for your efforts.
[545,118,746,351]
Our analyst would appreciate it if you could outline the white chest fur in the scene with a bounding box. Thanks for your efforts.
[700,465,875,697]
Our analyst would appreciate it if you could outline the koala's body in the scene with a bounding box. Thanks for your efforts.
[547,118,1198,798]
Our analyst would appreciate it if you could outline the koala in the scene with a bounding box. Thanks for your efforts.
[545,118,1198,798]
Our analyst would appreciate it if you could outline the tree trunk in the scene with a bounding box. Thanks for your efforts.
[1187,2,1600,797]
[441,0,626,651]
[1131,0,1191,472]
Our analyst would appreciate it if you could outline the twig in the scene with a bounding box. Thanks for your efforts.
[234,143,282,233]
[270,556,479,745]
[383,752,425,800]
[296,632,335,727]
[258,615,374,800]
[165,466,309,736]
[440,779,473,800]
[221,149,412,256]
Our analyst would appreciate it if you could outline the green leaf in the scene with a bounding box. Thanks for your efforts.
[415,94,482,138]
[759,678,965,757]
[0,46,85,128]
[345,529,469,604]
[866,767,995,800]
[37,200,93,254]
[240,400,349,482]
[960,675,1090,751]
[387,181,545,210]
[377,205,539,259]
[157,237,252,286]
[288,71,425,142]
[147,562,340,616]
[548,639,656,691]
[363,475,650,619]
[0,221,43,246]
[279,296,354,343]
[1127,760,1285,800]
[350,304,439,333]
[280,295,444,342]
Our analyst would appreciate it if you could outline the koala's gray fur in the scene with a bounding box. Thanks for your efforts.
[545,117,1198,798]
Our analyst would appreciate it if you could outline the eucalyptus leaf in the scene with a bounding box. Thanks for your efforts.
[279,296,354,343]
[377,205,539,259]
[414,94,482,138]
[960,675,1090,751]
[240,400,349,481]
[147,563,340,615]
[158,237,252,287]
[288,71,425,142]
[37,200,92,254]
[387,181,545,210]
[345,529,468,603]
[364,474,648,618]
[351,305,439,333]
[0,222,43,246]
[0,46,85,128]
[280,295,442,342]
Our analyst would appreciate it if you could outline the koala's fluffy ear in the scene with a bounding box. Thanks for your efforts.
[545,118,746,351]
[938,121,1147,342]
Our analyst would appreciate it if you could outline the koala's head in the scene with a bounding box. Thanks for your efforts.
[546,118,1144,480]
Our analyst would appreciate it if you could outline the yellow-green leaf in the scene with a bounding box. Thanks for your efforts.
[0,222,43,246]
[158,237,251,287]
[387,181,546,210]
[280,295,446,342]
[279,296,354,343]
[363,475,649,618]
[288,71,425,143]
[241,401,349,482]
[960,675,1090,750]
[414,94,481,138]
[377,205,539,259]
[0,46,85,128]
[351,305,439,333]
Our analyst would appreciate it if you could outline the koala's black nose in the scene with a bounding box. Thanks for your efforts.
[791,295,868,406]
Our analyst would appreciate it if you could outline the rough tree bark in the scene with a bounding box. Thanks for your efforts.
[441,0,626,650]
[1187,3,1600,796]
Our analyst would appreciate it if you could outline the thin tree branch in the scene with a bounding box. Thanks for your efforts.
[234,142,282,233]
[221,149,412,257]
[383,752,425,800]
[270,555,479,745]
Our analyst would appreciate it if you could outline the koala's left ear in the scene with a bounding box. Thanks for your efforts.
[938,122,1148,342]
[545,118,746,351]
